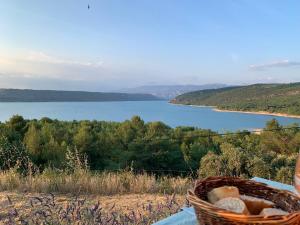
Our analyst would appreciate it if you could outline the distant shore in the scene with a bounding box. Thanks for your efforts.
[169,102,216,108]
[213,108,300,119]
[170,102,300,119]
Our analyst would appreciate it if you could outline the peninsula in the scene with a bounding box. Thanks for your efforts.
[171,82,300,117]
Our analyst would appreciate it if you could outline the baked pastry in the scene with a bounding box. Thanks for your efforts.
[240,195,275,215]
[207,186,240,204]
[260,208,289,217]
[214,197,249,215]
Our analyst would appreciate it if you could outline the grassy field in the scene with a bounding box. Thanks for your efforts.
[0,169,192,224]
[0,192,186,224]
[0,169,192,195]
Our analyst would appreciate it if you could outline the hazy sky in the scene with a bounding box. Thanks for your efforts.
[1,0,300,91]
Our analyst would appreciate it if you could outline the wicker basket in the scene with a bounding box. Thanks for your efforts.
[187,176,300,225]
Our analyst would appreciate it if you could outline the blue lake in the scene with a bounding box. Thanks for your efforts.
[0,101,299,132]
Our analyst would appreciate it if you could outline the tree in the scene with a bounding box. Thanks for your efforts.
[181,142,210,171]
[24,124,43,165]
[145,122,170,139]
[8,115,27,133]
[260,119,291,154]
[73,122,101,169]
[276,167,294,184]
[265,119,281,130]
[6,115,27,141]
[74,122,94,154]
[247,156,270,179]
[198,152,222,178]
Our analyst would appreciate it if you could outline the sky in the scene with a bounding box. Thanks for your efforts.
[1,0,300,91]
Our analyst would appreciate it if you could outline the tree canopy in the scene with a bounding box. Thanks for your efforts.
[0,115,299,184]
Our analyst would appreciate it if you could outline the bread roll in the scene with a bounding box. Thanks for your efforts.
[260,208,288,217]
[214,197,249,215]
[240,195,275,215]
[207,186,240,204]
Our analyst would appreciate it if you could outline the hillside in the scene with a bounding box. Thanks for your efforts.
[119,84,228,99]
[0,89,160,102]
[171,82,300,116]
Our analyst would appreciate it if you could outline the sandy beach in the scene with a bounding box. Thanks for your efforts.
[170,102,300,119]
[213,108,300,119]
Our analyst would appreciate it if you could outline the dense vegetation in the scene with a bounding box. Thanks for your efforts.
[0,115,299,185]
[172,82,300,115]
[0,89,160,102]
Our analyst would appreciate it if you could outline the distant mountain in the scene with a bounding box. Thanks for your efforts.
[119,84,228,99]
[172,82,300,116]
[0,89,160,102]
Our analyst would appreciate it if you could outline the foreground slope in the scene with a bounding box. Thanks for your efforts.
[0,89,160,102]
[172,82,300,115]
[0,191,184,224]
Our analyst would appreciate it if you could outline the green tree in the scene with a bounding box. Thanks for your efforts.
[6,115,28,141]
[247,156,270,178]
[198,152,222,178]
[219,143,243,177]
[74,122,94,154]
[275,167,294,184]
[24,124,43,165]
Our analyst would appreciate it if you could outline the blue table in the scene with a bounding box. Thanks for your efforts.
[152,177,296,225]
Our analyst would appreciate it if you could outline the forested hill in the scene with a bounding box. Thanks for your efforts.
[171,82,300,115]
[0,89,160,102]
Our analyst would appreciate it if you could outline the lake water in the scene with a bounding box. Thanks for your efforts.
[0,101,299,132]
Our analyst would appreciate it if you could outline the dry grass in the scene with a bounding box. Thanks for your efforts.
[0,169,192,223]
[0,169,193,196]
[0,192,187,224]
[0,191,186,215]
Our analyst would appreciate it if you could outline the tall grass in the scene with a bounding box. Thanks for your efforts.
[0,168,192,195]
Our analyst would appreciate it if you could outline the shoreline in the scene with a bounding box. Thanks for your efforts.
[213,108,300,119]
[169,102,216,108]
[170,102,300,119]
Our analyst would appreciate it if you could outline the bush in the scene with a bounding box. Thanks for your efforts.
[275,167,294,184]
[0,136,32,174]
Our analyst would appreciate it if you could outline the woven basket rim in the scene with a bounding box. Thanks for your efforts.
[188,176,300,223]
[188,191,300,218]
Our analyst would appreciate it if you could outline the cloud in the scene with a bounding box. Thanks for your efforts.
[26,51,103,68]
[0,50,170,90]
[0,50,158,90]
[249,59,300,71]
[0,51,106,81]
